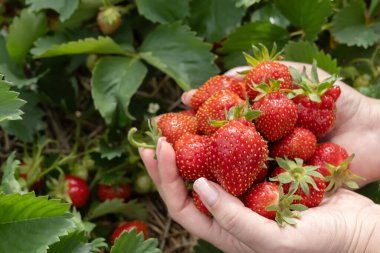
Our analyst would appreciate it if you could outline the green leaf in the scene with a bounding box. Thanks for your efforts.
[0,76,26,122]
[91,56,147,125]
[47,231,107,253]
[26,0,80,21]
[136,0,189,24]
[193,239,223,253]
[0,152,24,194]
[275,0,333,41]
[99,139,124,160]
[369,0,380,18]
[234,0,261,8]
[0,91,44,142]
[6,9,47,63]
[356,181,380,204]
[110,229,161,253]
[32,36,125,58]
[251,4,290,29]
[219,21,289,54]
[188,0,245,42]
[0,193,74,253]
[283,41,340,74]
[139,22,218,90]
[85,199,148,221]
[331,0,380,49]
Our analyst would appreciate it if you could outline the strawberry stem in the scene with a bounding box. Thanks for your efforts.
[128,127,157,149]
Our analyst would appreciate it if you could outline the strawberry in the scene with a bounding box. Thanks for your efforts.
[97,183,132,201]
[243,44,292,101]
[192,189,211,216]
[252,91,298,142]
[270,158,325,208]
[179,109,197,117]
[208,119,268,196]
[254,162,268,184]
[157,113,198,144]
[196,90,244,135]
[111,220,149,244]
[97,6,122,35]
[270,127,317,161]
[190,75,245,110]
[174,133,214,181]
[308,142,359,192]
[243,182,306,225]
[65,175,90,208]
[290,61,340,138]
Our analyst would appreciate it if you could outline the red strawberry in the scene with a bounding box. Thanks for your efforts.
[179,109,197,116]
[174,133,214,181]
[252,92,298,142]
[243,182,279,220]
[97,7,122,35]
[308,142,359,192]
[196,90,244,135]
[270,158,325,208]
[192,189,211,216]
[97,183,132,201]
[270,127,317,161]
[254,162,268,184]
[295,95,336,138]
[325,86,341,102]
[190,75,245,110]
[157,113,198,144]
[208,119,268,196]
[65,175,90,208]
[244,44,292,101]
[111,220,149,244]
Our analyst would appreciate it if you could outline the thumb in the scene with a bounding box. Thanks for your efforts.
[193,178,282,250]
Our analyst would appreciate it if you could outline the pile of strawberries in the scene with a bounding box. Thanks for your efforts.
[130,45,360,225]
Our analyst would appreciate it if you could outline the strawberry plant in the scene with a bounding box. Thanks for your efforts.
[1,0,380,252]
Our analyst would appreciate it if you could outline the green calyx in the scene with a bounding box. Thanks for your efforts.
[266,185,307,227]
[101,6,122,25]
[248,78,289,102]
[325,154,364,193]
[127,119,160,149]
[209,102,262,127]
[270,157,324,197]
[289,60,340,103]
[243,43,283,67]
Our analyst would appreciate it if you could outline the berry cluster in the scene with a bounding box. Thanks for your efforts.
[130,45,361,225]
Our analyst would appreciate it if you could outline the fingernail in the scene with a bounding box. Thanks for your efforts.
[156,137,166,155]
[194,178,219,206]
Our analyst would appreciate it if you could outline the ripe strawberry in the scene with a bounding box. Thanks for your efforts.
[243,182,306,225]
[270,127,317,161]
[270,158,325,208]
[192,189,211,216]
[157,113,198,144]
[244,44,292,101]
[97,7,122,35]
[196,90,244,135]
[179,109,196,116]
[97,183,132,201]
[111,220,149,244]
[174,133,214,181]
[252,92,298,142]
[308,142,359,192]
[190,75,245,110]
[325,86,341,102]
[243,182,279,220]
[208,119,268,196]
[254,162,268,184]
[65,175,90,208]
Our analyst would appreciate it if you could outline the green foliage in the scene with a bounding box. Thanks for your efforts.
[0,193,74,253]
[26,0,80,21]
[136,0,190,24]
[47,232,107,253]
[110,229,161,253]
[0,75,26,122]
[0,152,24,194]
[139,22,218,90]
[193,239,223,253]
[331,0,380,48]
[6,9,47,63]
[92,56,147,124]
[189,0,245,42]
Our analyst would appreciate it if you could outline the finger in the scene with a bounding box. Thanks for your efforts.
[181,89,197,107]
[224,66,251,80]
[193,178,282,252]
[139,147,161,187]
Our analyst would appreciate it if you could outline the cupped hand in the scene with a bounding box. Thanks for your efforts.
[138,62,380,252]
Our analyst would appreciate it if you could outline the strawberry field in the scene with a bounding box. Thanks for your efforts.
[1,0,380,252]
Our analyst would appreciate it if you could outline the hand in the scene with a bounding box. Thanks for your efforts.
[139,62,380,252]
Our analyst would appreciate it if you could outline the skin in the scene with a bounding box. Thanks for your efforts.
[139,62,380,253]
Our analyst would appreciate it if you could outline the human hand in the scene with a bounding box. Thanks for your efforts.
[139,62,380,252]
